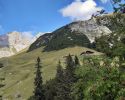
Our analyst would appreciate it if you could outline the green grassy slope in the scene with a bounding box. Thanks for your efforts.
[0,46,102,100]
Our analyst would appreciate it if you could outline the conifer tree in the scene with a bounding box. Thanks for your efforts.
[65,54,75,82]
[34,57,44,100]
[56,60,63,82]
[54,61,65,100]
[62,54,75,100]
[74,55,80,66]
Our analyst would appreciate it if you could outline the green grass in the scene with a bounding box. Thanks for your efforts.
[0,46,102,100]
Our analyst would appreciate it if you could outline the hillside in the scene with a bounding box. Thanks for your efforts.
[28,33,53,52]
[28,27,91,52]
[0,46,102,100]
[28,14,125,53]
[28,15,113,52]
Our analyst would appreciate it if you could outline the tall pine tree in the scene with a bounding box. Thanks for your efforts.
[33,57,44,100]
[55,61,65,100]
[62,54,76,100]
[56,60,63,82]
[65,54,75,82]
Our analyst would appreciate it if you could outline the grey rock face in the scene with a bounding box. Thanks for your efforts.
[69,18,111,42]
[0,31,32,58]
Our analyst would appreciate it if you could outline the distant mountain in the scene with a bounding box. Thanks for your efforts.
[0,34,9,47]
[28,16,112,52]
[0,31,33,58]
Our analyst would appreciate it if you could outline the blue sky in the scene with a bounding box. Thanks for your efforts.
[0,0,113,36]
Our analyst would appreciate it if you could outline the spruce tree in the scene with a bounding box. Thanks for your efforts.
[56,60,63,82]
[74,55,80,66]
[65,54,75,82]
[34,57,44,100]
[55,61,65,100]
[62,54,75,100]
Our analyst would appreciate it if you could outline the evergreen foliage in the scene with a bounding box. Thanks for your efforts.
[94,30,125,60]
[54,61,66,100]
[44,55,77,100]
[56,61,63,81]
[44,79,57,100]
[28,25,90,52]
[33,57,44,100]
[43,55,125,100]
[55,54,76,100]
[28,33,53,52]
[65,54,76,84]
[44,27,90,51]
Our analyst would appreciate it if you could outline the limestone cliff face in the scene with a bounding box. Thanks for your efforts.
[7,31,32,52]
[69,18,111,42]
[0,31,32,58]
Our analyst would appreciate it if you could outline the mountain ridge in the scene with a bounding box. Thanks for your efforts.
[28,16,113,52]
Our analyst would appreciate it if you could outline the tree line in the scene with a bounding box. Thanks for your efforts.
[29,53,125,100]
[29,55,79,100]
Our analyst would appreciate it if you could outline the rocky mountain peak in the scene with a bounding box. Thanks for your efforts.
[0,31,33,58]
[28,16,113,52]
[69,18,111,42]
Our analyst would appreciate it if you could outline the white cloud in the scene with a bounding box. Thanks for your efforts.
[60,0,103,20]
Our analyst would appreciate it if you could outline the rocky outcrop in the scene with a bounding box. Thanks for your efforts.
[0,31,33,58]
[69,18,111,42]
